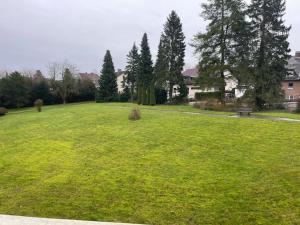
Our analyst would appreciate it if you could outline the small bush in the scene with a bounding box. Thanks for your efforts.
[34,99,44,112]
[129,108,141,121]
[0,107,8,116]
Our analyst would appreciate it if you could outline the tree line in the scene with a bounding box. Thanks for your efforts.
[96,10,187,105]
[192,0,291,109]
[98,0,291,109]
[0,65,96,108]
[0,0,291,110]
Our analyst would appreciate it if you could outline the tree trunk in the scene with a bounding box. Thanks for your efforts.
[130,85,135,103]
[169,84,173,103]
[220,0,226,106]
[137,84,142,105]
[142,85,148,105]
[255,1,267,109]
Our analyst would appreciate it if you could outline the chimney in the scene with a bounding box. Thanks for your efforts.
[295,51,300,58]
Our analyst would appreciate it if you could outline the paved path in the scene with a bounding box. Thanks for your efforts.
[0,215,144,225]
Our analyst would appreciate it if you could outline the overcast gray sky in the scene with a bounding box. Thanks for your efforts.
[0,0,299,75]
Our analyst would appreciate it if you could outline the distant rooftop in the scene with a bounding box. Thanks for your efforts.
[116,69,125,77]
[183,68,198,78]
[288,52,300,76]
[79,73,100,81]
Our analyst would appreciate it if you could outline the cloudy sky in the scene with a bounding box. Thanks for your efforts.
[0,0,299,75]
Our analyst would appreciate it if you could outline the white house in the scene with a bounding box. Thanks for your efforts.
[116,67,242,100]
[176,68,240,100]
[116,70,126,92]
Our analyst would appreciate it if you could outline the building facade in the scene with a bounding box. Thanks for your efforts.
[282,52,300,101]
[179,68,239,100]
[116,70,126,93]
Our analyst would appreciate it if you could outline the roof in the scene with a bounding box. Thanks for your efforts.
[183,68,199,78]
[116,69,125,77]
[79,73,100,81]
[284,75,300,81]
[288,52,300,75]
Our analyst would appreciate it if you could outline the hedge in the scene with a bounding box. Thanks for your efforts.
[195,92,222,101]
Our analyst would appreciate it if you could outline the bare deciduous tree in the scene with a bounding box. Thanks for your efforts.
[47,60,78,80]
[47,60,78,104]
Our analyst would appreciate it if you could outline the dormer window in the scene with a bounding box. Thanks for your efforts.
[288,82,294,89]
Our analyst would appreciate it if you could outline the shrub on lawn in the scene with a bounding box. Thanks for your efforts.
[34,99,44,112]
[129,108,141,121]
[0,107,8,116]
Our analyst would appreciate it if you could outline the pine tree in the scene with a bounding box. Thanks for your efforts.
[97,50,118,103]
[248,0,291,109]
[192,0,246,104]
[228,4,252,84]
[125,43,140,102]
[162,11,186,101]
[154,34,168,89]
[138,33,154,105]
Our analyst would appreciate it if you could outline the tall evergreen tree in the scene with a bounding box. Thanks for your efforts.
[192,0,246,104]
[248,0,291,109]
[138,33,154,105]
[97,50,118,102]
[125,43,140,102]
[154,34,168,89]
[162,11,186,101]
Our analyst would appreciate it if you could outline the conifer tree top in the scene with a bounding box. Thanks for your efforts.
[101,50,115,76]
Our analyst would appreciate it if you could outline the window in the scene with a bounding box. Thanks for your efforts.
[289,95,294,100]
[288,82,294,89]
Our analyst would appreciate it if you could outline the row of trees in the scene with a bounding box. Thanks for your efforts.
[1,0,291,110]
[0,67,96,108]
[192,0,291,109]
[97,11,188,105]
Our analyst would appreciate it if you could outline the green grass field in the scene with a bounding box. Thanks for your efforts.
[0,103,299,225]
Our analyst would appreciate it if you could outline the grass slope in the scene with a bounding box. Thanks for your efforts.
[0,103,299,225]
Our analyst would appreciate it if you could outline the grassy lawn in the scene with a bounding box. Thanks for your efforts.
[255,111,300,120]
[103,102,235,115]
[0,103,299,225]
[104,102,300,119]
